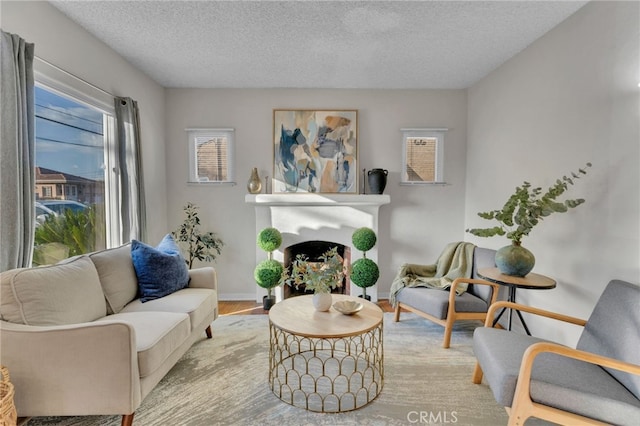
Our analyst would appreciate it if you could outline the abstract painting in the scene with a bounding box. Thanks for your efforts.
[273,110,357,193]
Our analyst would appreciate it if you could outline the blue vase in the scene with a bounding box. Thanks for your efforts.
[495,242,535,277]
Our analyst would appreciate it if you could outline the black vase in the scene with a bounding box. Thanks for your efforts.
[263,295,275,311]
[368,169,388,194]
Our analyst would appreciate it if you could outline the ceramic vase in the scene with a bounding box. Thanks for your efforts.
[247,167,262,194]
[312,292,332,312]
[495,242,535,277]
[368,168,388,194]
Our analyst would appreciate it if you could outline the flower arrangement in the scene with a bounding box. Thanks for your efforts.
[281,246,347,294]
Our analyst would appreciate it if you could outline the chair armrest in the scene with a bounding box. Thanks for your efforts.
[188,266,217,291]
[511,341,640,421]
[450,278,501,307]
[484,301,587,328]
[1,320,141,415]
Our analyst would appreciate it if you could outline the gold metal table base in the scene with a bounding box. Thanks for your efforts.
[269,320,384,412]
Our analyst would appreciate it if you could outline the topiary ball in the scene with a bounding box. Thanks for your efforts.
[352,227,377,252]
[257,227,282,252]
[254,259,284,289]
[350,258,379,288]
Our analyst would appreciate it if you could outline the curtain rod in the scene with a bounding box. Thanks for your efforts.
[35,55,114,98]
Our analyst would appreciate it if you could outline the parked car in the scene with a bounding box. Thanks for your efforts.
[35,202,57,225]
[39,200,89,214]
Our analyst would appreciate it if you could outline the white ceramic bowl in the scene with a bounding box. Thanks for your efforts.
[333,300,364,315]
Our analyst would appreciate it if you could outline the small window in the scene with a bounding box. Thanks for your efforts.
[401,128,447,184]
[42,186,52,198]
[187,128,235,184]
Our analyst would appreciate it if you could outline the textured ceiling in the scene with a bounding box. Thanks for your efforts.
[50,1,587,89]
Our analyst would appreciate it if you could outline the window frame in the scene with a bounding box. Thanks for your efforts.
[34,59,121,249]
[400,128,448,185]
[186,128,236,185]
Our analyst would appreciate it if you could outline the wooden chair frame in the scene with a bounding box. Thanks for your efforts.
[472,301,640,426]
[394,278,501,348]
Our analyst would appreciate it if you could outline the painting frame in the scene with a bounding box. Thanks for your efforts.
[273,109,358,194]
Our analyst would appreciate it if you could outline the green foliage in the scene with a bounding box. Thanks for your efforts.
[254,259,284,297]
[257,227,282,253]
[172,202,224,268]
[466,163,592,244]
[34,207,100,263]
[350,258,379,289]
[281,246,346,294]
[352,227,377,253]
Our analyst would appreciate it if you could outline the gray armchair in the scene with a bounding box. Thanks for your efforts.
[472,279,640,425]
[394,246,502,348]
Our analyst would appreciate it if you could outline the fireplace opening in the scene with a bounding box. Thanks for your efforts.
[283,240,351,299]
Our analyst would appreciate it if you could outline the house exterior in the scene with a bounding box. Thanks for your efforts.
[35,166,103,205]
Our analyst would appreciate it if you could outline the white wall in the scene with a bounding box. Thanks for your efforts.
[466,1,639,345]
[165,89,468,300]
[1,1,168,242]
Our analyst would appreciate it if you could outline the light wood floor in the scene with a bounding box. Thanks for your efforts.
[219,299,396,315]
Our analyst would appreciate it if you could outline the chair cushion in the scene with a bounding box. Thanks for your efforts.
[577,280,640,400]
[0,256,106,326]
[89,244,138,314]
[468,246,497,302]
[397,286,488,320]
[121,288,217,331]
[474,327,640,425]
[96,311,190,378]
[131,234,190,303]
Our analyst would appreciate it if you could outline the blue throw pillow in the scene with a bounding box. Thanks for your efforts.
[131,234,189,302]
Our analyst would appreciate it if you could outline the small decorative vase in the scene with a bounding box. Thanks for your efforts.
[312,292,332,312]
[495,242,535,277]
[368,168,388,194]
[247,167,262,194]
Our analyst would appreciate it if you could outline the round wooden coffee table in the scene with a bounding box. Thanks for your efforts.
[268,294,384,412]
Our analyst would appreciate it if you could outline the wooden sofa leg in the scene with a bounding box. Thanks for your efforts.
[122,413,134,426]
[472,362,484,384]
[394,304,401,322]
[205,325,212,339]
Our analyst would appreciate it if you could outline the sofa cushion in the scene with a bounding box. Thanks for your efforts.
[89,244,138,314]
[121,288,217,331]
[131,234,189,303]
[397,286,488,320]
[0,256,106,326]
[473,327,640,425]
[96,311,190,378]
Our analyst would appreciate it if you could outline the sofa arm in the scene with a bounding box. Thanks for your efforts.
[0,319,141,417]
[188,266,217,291]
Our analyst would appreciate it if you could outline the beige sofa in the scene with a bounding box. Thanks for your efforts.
[0,244,218,426]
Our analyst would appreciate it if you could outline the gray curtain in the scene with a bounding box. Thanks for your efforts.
[0,31,35,271]
[114,97,146,242]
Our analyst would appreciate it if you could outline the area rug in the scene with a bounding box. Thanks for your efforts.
[26,313,510,426]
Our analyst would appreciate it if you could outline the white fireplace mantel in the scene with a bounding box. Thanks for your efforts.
[246,193,390,302]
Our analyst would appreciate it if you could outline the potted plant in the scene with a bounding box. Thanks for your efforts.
[280,246,347,311]
[172,202,224,268]
[466,163,591,276]
[350,227,379,301]
[254,227,283,310]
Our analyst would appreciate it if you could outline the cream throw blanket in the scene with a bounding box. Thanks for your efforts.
[390,241,476,307]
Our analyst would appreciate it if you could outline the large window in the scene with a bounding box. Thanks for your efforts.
[187,128,235,184]
[33,84,116,265]
[401,128,447,184]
